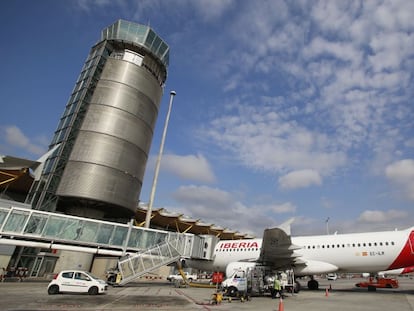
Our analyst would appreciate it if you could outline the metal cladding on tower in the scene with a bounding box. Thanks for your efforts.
[55,20,169,217]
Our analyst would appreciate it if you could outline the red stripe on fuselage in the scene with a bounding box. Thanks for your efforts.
[387,230,414,270]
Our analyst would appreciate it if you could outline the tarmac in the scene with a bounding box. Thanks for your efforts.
[0,276,413,310]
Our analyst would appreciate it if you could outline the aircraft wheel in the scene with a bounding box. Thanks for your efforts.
[294,280,301,293]
[307,279,319,290]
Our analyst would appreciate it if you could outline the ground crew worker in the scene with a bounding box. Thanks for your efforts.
[273,277,282,298]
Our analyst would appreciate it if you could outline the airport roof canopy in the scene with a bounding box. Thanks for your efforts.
[135,205,255,240]
[0,155,39,194]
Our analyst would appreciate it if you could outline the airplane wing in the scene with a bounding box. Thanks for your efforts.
[258,218,302,269]
[258,219,339,274]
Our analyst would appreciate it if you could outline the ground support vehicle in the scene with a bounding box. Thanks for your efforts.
[221,265,297,299]
[167,271,198,282]
[355,277,399,291]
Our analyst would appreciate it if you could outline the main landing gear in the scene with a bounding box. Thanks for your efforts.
[307,276,319,290]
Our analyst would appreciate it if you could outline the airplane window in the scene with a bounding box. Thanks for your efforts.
[374,242,377,246]
[385,242,389,246]
[327,245,329,248]
[363,243,366,247]
[312,246,315,249]
[332,245,335,248]
[352,243,355,247]
[322,245,325,248]
[357,243,361,247]
[391,242,395,245]
[380,242,383,246]
[337,244,340,248]
[368,243,371,246]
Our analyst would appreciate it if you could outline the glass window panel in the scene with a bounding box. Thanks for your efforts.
[76,221,99,242]
[0,209,9,226]
[152,36,162,52]
[24,214,48,235]
[97,223,114,244]
[3,211,29,232]
[127,228,143,248]
[158,43,167,56]
[141,231,158,249]
[145,29,155,48]
[110,226,128,246]
[43,216,67,237]
[136,26,147,43]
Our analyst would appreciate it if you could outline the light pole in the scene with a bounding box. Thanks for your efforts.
[326,217,330,235]
[144,90,176,228]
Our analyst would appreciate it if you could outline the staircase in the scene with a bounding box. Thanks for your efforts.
[117,235,184,285]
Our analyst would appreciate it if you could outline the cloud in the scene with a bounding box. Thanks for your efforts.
[267,202,296,214]
[278,169,322,190]
[385,159,414,200]
[358,209,408,223]
[203,105,347,176]
[191,0,235,21]
[171,185,294,236]
[162,153,216,183]
[2,125,46,156]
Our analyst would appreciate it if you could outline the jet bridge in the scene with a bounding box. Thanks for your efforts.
[0,201,218,284]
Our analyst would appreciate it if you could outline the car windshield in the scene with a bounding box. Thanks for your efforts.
[83,272,100,280]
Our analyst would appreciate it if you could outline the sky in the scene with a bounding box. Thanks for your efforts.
[1,0,413,237]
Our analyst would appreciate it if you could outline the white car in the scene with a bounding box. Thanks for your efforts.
[47,270,108,295]
[326,273,338,281]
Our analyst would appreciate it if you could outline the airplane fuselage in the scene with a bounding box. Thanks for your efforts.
[186,227,414,276]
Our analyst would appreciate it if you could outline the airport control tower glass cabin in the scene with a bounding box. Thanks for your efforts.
[26,20,169,221]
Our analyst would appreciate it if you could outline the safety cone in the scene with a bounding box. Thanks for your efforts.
[278,296,284,311]
[325,288,329,297]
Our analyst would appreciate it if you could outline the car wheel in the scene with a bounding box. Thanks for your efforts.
[48,285,59,295]
[88,286,99,295]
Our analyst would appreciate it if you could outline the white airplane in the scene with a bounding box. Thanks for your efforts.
[185,219,414,290]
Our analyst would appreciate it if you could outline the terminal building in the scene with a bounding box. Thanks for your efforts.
[0,20,252,279]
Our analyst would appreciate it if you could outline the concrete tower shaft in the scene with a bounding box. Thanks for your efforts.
[29,20,169,220]
[56,55,163,213]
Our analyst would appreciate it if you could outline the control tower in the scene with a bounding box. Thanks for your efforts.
[27,20,169,221]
